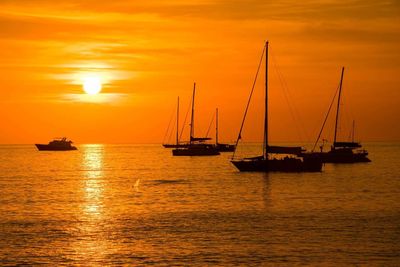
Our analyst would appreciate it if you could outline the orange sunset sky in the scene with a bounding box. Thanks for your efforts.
[0,0,399,144]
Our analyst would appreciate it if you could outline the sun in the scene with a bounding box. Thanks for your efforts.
[83,76,102,95]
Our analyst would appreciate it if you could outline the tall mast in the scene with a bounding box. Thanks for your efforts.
[333,67,345,147]
[176,96,179,145]
[263,41,269,159]
[190,82,196,145]
[351,120,355,143]
[216,108,219,144]
[231,43,266,159]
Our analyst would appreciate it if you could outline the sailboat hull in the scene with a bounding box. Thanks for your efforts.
[163,144,190,148]
[172,145,220,156]
[231,157,322,172]
[303,149,371,163]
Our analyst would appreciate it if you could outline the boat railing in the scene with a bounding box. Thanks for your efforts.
[354,149,368,155]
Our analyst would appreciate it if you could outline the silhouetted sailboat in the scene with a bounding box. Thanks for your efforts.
[172,83,220,156]
[302,67,370,163]
[162,97,190,148]
[215,108,236,152]
[231,41,322,172]
[35,137,77,151]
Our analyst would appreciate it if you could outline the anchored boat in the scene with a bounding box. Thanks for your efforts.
[231,41,322,172]
[162,96,190,148]
[301,67,371,163]
[35,137,77,151]
[172,83,220,156]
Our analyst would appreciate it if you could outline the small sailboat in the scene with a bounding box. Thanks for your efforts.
[172,83,220,156]
[35,137,77,151]
[231,41,322,172]
[302,67,370,163]
[162,97,190,148]
[214,108,236,152]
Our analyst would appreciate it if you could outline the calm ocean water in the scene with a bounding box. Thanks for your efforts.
[0,143,399,266]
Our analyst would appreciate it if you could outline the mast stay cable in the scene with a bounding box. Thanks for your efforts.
[232,44,266,159]
[311,82,341,152]
[179,94,192,142]
[205,110,216,138]
[271,51,309,144]
[162,106,175,144]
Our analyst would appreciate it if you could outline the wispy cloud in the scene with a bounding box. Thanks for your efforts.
[62,93,130,104]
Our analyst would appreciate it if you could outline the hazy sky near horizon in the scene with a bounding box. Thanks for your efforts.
[0,0,399,143]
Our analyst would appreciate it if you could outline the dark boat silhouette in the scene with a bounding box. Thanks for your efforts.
[162,96,191,148]
[35,137,77,151]
[173,143,219,156]
[231,41,323,172]
[172,83,220,156]
[307,145,370,163]
[214,108,236,152]
[163,143,189,148]
[301,67,370,163]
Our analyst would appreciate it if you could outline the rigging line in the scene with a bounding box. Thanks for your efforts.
[336,86,352,142]
[179,94,192,142]
[340,91,355,142]
[271,49,311,143]
[335,74,356,142]
[347,119,353,141]
[205,109,216,138]
[341,95,350,141]
[232,43,266,159]
[167,119,176,144]
[347,92,357,140]
[270,51,307,144]
[279,68,311,142]
[312,81,341,152]
[162,106,175,143]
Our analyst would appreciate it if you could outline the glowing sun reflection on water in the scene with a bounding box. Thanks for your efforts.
[81,144,104,218]
[73,144,113,262]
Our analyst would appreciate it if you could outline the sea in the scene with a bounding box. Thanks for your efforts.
[0,143,399,266]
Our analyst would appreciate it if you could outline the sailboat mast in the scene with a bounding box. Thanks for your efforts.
[216,108,219,145]
[176,96,179,145]
[263,41,269,159]
[352,120,355,143]
[333,67,345,147]
[190,82,196,145]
